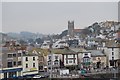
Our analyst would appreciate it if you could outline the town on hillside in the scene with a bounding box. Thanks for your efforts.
[0,20,120,79]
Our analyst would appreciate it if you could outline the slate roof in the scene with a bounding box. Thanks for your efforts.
[23,53,38,56]
[28,48,49,56]
[51,48,76,54]
[88,50,105,57]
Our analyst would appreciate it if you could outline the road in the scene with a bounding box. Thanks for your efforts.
[88,68,119,75]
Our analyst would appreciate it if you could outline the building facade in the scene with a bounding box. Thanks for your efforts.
[0,47,23,79]
[80,52,91,70]
[107,46,120,68]
[47,53,60,72]
[22,54,39,77]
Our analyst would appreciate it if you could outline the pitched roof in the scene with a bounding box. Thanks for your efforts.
[71,48,90,53]
[106,40,120,48]
[51,48,76,54]
[23,53,38,56]
[28,48,49,56]
[88,50,105,57]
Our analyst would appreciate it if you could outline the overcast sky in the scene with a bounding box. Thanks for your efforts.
[2,2,118,34]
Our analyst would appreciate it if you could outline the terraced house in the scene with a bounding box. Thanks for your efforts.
[0,47,23,79]
[22,53,39,77]
[47,53,60,72]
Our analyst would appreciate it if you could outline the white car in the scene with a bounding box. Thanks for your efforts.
[33,75,42,78]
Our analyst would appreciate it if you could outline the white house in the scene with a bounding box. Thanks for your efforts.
[62,52,78,67]
[107,46,120,68]
[59,69,69,75]
[41,41,51,49]
[22,53,39,77]
[52,40,68,49]
[106,40,120,68]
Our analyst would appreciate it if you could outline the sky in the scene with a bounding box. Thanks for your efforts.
[1,2,118,34]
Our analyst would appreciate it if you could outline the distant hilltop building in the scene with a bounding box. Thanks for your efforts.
[68,21,74,38]
[99,21,120,28]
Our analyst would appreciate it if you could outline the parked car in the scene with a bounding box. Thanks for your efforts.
[33,75,42,78]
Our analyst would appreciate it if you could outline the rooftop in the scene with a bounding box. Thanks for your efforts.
[88,50,105,57]
[51,48,76,54]
[23,53,38,56]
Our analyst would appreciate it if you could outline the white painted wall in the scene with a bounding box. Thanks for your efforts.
[64,54,78,66]
[41,41,50,49]
[60,69,69,75]
[52,40,68,49]
[107,48,120,60]
[22,56,38,76]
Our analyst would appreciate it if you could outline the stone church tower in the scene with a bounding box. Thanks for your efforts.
[68,21,74,38]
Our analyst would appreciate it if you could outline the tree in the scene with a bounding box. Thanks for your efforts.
[35,38,43,44]
[18,39,27,45]
[59,30,68,38]
[28,38,34,43]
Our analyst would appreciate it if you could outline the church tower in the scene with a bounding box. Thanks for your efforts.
[68,21,74,38]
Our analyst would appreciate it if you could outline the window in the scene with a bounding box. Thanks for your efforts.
[8,72,17,78]
[7,62,12,67]
[112,48,114,51]
[73,59,75,63]
[48,56,51,60]
[33,63,35,67]
[13,54,16,57]
[55,45,58,47]
[55,56,58,60]
[26,64,28,68]
[112,52,114,55]
[85,53,88,55]
[39,66,43,70]
[18,53,21,57]
[54,61,58,65]
[26,57,28,61]
[48,67,51,70]
[18,61,21,66]
[87,58,90,62]
[4,73,7,78]
[69,60,73,63]
[112,57,114,60]
[48,62,51,65]
[13,61,16,66]
[83,58,86,62]
[73,54,75,58]
[66,55,68,64]
[83,58,89,63]
[8,54,12,58]
[22,51,25,54]
[33,57,35,61]
[110,60,114,66]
